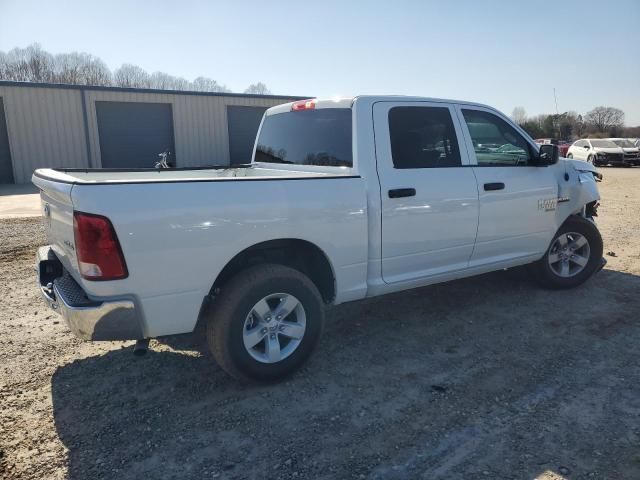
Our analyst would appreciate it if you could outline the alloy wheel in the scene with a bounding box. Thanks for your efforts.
[242,293,306,363]
[548,232,591,278]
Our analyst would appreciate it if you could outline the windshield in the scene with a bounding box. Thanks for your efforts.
[611,139,635,148]
[254,109,352,167]
[590,140,618,148]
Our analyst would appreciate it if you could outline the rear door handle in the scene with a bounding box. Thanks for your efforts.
[484,182,505,191]
[388,188,416,198]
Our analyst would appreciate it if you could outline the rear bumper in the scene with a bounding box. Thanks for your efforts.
[36,246,144,341]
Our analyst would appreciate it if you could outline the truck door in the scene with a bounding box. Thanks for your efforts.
[454,105,558,267]
[373,101,479,284]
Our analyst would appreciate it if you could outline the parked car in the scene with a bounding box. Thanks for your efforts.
[566,139,630,166]
[606,138,640,166]
[33,96,605,382]
[534,138,571,157]
[557,141,572,157]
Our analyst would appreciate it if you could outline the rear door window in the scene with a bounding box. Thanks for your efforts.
[388,106,461,168]
[255,109,352,167]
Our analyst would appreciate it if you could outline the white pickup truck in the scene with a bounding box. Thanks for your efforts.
[34,96,605,381]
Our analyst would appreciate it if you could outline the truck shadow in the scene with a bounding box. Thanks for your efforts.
[50,267,640,479]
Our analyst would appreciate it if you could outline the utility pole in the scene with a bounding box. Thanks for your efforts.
[553,88,560,139]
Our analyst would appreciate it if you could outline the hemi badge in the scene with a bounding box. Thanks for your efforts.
[538,198,557,211]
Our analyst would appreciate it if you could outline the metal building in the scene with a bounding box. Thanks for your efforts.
[0,81,303,184]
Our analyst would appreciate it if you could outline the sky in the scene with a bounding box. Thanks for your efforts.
[1,0,639,124]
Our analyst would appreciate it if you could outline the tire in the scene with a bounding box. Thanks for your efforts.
[566,153,573,159]
[530,216,603,289]
[205,264,325,382]
[587,155,595,165]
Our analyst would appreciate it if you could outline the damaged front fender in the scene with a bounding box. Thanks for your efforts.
[555,159,602,223]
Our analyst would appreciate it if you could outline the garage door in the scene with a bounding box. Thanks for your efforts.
[0,98,14,184]
[227,106,268,165]
[96,102,175,168]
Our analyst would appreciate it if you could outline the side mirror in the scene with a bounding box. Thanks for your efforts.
[583,145,589,149]
[535,144,559,165]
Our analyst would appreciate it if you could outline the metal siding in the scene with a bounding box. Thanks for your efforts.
[0,84,294,181]
[0,98,15,183]
[0,86,87,183]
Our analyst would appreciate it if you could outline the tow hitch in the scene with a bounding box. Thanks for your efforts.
[133,339,150,356]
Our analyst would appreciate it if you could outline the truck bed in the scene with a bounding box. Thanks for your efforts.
[33,164,351,185]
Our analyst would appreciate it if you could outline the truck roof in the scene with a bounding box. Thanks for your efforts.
[265,95,497,115]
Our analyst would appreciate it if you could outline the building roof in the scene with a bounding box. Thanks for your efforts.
[0,80,307,101]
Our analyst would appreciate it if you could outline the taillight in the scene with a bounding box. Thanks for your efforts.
[73,212,128,280]
[291,99,316,111]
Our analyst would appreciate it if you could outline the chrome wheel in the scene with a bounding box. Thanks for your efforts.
[243,293,306,364]
[548,232,591,278]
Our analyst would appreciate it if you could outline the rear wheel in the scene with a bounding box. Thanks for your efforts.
[566,153,573,159]
[530,216,603,289]
[205,264,325,382]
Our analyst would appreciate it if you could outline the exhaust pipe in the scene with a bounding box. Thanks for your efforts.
[133,338,150,356]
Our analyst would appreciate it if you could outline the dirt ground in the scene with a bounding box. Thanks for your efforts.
[1,169,639,480]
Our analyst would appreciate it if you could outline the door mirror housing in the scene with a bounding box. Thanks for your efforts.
[534,144,559,166]
[583,145,590,149]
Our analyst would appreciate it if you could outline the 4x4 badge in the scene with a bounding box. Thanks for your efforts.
[538,198,557,211]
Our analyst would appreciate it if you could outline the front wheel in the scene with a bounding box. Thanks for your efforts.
[566,153,573,159]
[530,216,603,289]
[205,264,325,382]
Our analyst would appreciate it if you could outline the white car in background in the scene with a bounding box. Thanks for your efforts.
[606,138,640,166]
[566,139,628,167]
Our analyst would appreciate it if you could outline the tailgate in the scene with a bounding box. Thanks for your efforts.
[32,173,79,275]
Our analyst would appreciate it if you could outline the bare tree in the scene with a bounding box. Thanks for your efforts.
[0,43,271,95]
[81,56,112,86]
[244,82,270,95]
[511,106,527,125]
[1,44,55,82]
[191,76,231,93]
[171,77,189,91]
[53,52,111,86]
[113,64,150,88]
[0,51,8,79]
[585,106,624,132]
[148,72,190,90]
[24,44,55,82]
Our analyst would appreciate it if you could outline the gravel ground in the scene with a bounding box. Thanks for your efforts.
[1,169,639,480]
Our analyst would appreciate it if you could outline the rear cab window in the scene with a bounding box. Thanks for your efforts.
[254,109,352,167]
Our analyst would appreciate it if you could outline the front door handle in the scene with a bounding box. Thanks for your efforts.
[388,188,416,198]
[484,182,505,191]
